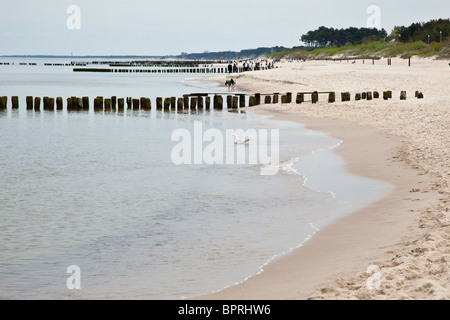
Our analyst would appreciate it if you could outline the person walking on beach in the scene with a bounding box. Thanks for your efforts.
[227,63,233,73]
[225,78,235,92]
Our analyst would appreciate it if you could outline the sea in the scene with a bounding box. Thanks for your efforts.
[0,57,393,299]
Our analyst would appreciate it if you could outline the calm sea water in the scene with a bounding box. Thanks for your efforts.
[0,58,392,299]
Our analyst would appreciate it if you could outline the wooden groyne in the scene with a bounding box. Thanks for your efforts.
[0,90,424,113]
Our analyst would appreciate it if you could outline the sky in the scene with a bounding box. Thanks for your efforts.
[0,0,448,56]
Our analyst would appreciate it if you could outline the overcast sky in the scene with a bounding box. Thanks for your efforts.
[0,0,448,56]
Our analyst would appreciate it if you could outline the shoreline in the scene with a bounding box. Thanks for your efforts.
[195,57,449,299]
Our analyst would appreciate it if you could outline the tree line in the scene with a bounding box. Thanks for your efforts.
[300,19,449,48]
[300,26,388,47]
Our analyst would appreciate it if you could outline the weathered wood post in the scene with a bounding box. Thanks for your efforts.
[77,98,83,111]
[183,95,190,109]
[0,96,7,110]
[296,93,304,104]
[328,92,336,103]
[43,97,49,110]
[362,92,367,100]
[249,96,257,107]
[34,97,41,111]
[126,97,132,109]
[264,95,271,104]
[82,97,89,110]
[205,96,211,110]
[56,97,63,110]
[286,92,292,103]
[226,95,233,109]
[197,96,203,110]
[26,96,33,110]
[237,94,244,108]
[171,97,177,110]
[177,97,184,111]
[12,96,19,109]
[190,97,197,110]
[94,96,103,112]
[366,91,372,100]
[355,93,362,101]
[281,95,288,103]
[273,93,279,104]
[400,91,407,100]
[132,98,140,110]
[117,98,124,111]
[141,97,151,110]
[387,90,392,99]
[104,98,111,111]
[164,97,171,111]
[156,97,163,110]
[341,92,350,102]
[311,91,319,104]
[373,91,379,99]
[111,96,117,110]
[232,96,239,108]
[255,93,261,105]
[213,94,223,109]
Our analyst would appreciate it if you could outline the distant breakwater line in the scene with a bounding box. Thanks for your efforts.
[0,90,424,113]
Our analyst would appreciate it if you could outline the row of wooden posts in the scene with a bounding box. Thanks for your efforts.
[73,66,269,74]
[0,90,424,112]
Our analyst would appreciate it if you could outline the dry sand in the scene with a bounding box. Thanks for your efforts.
[197,57,449,300]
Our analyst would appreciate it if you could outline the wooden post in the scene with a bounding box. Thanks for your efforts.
[383,91,389,100]
[156,97,163,110]
[311,91,318,104]
[183,95,190,109]
[12,96,19,109]
[104,98,111,111]
[281,95,288,103]
[190,97,197,110]
[373,91,379,99]
[56,97,63,110]
[34,97,41,111]
[164,97,171,111]
[355,93,362,101]
[362,92,367,99]
[111,96,117,110]
[232,96,238,108]
[117,98,124,111]
[265,95,272,104]
[417,92,424,99]
[366,91,373,100]
[177,97,184,111]
[197,96,203,110]
[341,92,350,102]
[226,95,233,109]
[273,93,279,104]
[205,96,211,110]
[296,93,304,104]
[132,98,140,110]
[213,95,223,109]
[43,97,49,110]
[387,90,392,99]
[239,94,245,108]
[286,92,292,103]
[141,97,151,110]
[400,91,407,100]
[255,93,261,105]
[328,92,336,103]
[171,97,176,110]
[94,96,103,112]
[126,97,132,109]
[249,96,256,107]
[82,97,89,110]
[26,96,33,110]
[0,96,7,110]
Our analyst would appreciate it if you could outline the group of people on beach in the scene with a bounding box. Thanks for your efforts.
[227,59,275,73]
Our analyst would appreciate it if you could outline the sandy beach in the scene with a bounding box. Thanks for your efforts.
[197,57,449,299]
